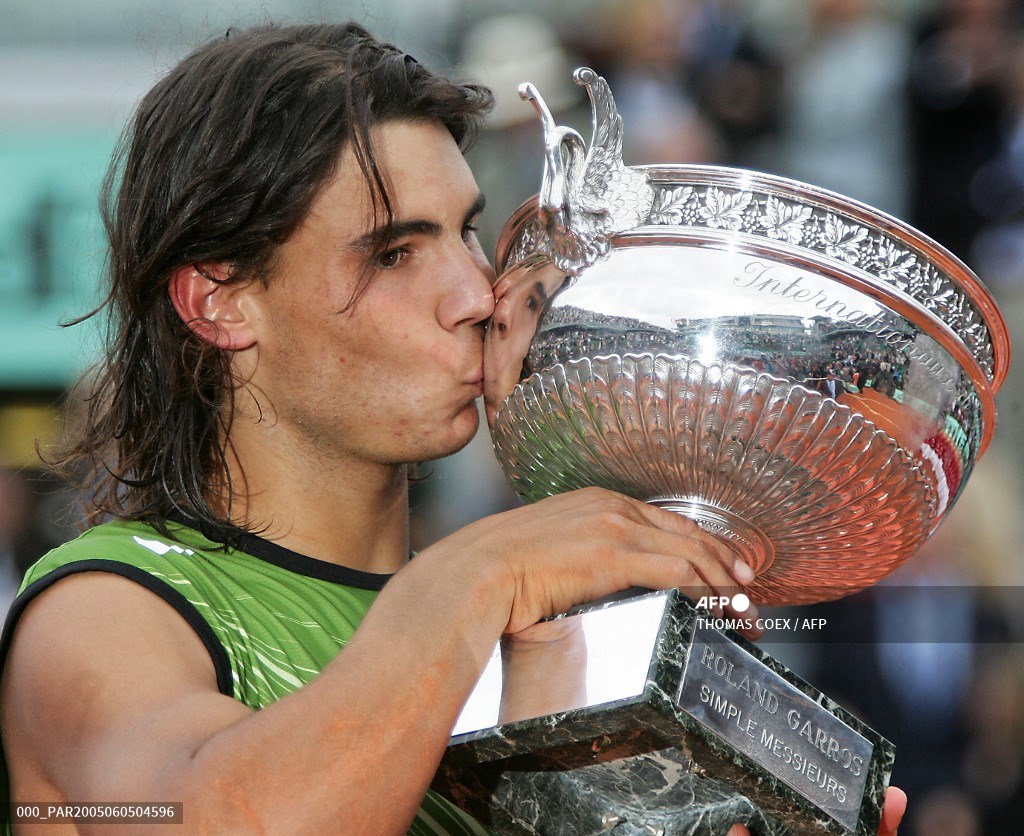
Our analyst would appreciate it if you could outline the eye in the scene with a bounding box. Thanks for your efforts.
[373,246,410,270]
[462,223,480,243]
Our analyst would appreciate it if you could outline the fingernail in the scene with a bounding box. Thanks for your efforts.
[734,559,755,585]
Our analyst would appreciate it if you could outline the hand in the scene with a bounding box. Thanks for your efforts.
[423,487,754,635]
[725,786,907,836]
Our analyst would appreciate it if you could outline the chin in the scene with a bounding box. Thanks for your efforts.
[416,406,481,462]
[447,418,483,458]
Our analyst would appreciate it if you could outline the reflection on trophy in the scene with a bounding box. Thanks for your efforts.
[437,69,1010,835]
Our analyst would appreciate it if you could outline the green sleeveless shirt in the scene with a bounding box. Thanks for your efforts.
[0,518,488,835]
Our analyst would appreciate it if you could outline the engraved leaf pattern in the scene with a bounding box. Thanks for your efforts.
[875,239,917,288]
[821,214,869,262]
[648,186,694,224]
[699,188,753,231]
[927,272,957,312]
[759,196,812,245]
[908,264,932,296]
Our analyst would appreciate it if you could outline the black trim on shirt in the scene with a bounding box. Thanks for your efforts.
[0,559,234,698]
[169,513,394,592]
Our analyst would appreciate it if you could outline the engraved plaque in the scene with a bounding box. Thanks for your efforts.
[678,622,873,832]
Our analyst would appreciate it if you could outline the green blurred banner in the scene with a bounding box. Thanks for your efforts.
[0,131,113,389]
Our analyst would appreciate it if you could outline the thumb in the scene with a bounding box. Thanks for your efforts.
[880,786,908,835]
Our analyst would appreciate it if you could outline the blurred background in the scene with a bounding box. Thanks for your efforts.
[2,0,1023,832]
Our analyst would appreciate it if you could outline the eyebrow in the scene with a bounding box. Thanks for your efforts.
[532,280,550,307]
[349,192,487,254]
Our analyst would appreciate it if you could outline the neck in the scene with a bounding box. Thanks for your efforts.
[219,423,412,575]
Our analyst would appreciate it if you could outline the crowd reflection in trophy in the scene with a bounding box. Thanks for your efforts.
[520,310,912,406]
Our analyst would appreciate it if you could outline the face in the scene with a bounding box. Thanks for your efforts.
[484,265,567,426]
[238,120,495,467]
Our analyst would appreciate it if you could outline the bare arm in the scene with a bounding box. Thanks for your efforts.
[3,489,750,834]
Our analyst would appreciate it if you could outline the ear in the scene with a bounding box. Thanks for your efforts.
[168,263,259,350]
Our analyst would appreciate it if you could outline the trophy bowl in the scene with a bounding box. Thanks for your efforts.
[483,72,1010,608]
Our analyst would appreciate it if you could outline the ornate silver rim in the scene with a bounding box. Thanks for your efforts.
[496,164,1010,396]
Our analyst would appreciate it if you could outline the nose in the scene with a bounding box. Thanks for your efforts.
[437,242,496,330]
[490,294,513,337]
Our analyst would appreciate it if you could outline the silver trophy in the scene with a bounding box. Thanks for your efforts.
[437,69,1010,835]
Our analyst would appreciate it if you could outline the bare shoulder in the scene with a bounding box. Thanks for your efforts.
[2,571,249,804]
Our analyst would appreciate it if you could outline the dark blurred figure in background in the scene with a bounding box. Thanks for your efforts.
[0,467,50,616]
[909,0,1021,259]
[959,652,1024,833]
[0,470,30,616]
[685,0,782,165]
[969,30,1024,286]
[591,0,721,163]
[770,0,911,216]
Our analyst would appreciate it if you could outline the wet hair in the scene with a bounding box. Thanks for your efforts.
[53,22,493,542]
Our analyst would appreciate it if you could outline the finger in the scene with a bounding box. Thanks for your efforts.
[630,525,747,600]
[880,786,907,836]
[630,501,755,587]
[553,492,731,592]
[631,501,734,560]
[597,547,719,606]
[727,825,750,836]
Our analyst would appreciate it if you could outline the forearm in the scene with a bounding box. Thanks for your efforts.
[11,490,744,835]
[164,551,512,833]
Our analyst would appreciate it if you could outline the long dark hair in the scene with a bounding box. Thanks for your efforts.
[54,22,492,542]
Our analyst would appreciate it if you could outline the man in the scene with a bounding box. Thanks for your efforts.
[0,23,904,834]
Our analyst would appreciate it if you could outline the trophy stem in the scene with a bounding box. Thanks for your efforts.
[646,497,775,578]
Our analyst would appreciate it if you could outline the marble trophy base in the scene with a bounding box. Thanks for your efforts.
[438,731,787,835]
[436,590,893,835]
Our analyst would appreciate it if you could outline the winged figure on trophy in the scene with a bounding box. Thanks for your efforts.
[518,68,655,276]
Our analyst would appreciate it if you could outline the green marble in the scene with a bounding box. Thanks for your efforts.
[439,731,788,835]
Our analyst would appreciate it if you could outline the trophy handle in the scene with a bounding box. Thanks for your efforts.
[517,83,587,233]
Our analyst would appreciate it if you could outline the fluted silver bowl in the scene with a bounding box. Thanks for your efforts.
[484,116,1009,606]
